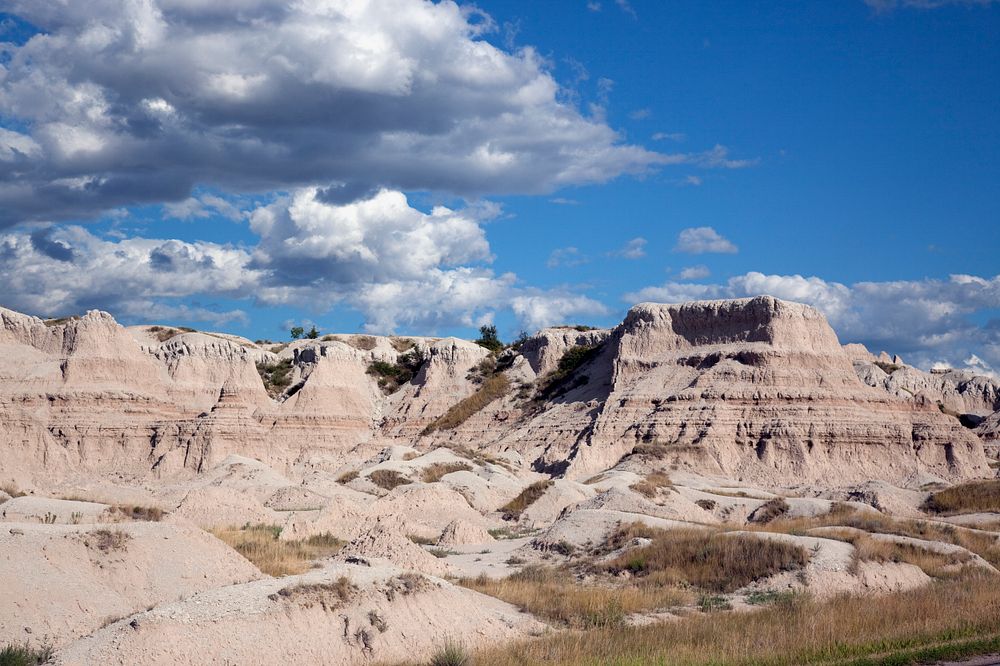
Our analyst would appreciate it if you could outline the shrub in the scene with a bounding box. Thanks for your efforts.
[210,524,343,577]
[423,373,511,433]
[474,324,504,353]
[535,344,601,400]
[501,480,553,521]
[696,498,718,511]
[421,462,472,483]
[87,529,130,553]
[367,350,424,394]
[350,335,378,351]
[604,528,809,593]
[256,359,295,398]
[368,469,412,491]
[923,479,1000,514]
[0,643,53,666]
[0,483,25,498]
[748,498,791,524]
[429,640,469,666]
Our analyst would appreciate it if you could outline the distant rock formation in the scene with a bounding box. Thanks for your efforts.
[0,297,993,487]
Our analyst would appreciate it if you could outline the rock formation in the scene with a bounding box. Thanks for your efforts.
[0,297,993,489]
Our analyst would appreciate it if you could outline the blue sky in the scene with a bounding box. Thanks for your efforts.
[0,0,997,372]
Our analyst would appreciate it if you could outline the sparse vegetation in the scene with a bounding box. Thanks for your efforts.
[0,483,25,498]
[755,503,1000,569]
[462,566,691,629]
[474,324,504,353]
[210,524,343,576]
[42,316,79,327]
[465,572,1000,666]
[501,480,553,521]
[86,529,130,553]
[422,373,511,434]
[748,497,791,524]
[874,360,902,374]
[368,469,412,491]
[695,498,717,511]
[604,527,809,593]
[421,462,472,483]
[629,471,673,499]
[107,505,164,522]
[628,442,670,459]
[849,534,973,578]
[535,344,601,400]
[271,576,355,610]
[0,643,54,666]
[390,337,416,352]
[407,534,436,546]
[429,640,470,666]
[367,350,424,394]
[337,470,359,484]
[256,358,294,398]
[923,479,1000,514]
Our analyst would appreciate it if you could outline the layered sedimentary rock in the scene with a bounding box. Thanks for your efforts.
[0,297,992,487]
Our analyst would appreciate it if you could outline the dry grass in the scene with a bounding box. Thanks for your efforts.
[464,571,1000,666]
[270,576,355,610]
[629,471,673,499]
[349,335,378,351]
[0,483,25,498]
[210,524,344,576]
[461,566,692,629]
[368,469,412,491]
[604,527,809,593]
[390,337,416,352]
[757,503,1000,569]
[106,505,164,521]
[501,480,553,521]
[421,462,472,483]
[924,479,1000,515]
[435,444,511,470]
[748,497,791,524]
[85,529,130,553]
[850,534,973,578]
[337,470,359,484]
[422,374,510,434]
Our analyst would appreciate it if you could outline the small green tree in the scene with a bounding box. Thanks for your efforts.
[475,324,503,352]
[306,325,319,339]
[290,326,304,340]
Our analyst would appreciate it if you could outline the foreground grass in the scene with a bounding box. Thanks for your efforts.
[0,643,53,666]
[604,526,809,593]
[462,572,1000,666]
[210,524,343,576]
[461,566,693,629]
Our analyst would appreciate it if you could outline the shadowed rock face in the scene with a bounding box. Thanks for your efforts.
[0,297,992,486]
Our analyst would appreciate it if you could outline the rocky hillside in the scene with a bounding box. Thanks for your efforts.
[0,297,995,487]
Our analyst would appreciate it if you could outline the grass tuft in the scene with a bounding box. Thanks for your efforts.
[0,643,53,666]
[210,524,343,576]
[368,469,412,491]
[421,462,472,483]
[501,480,553,521]
[629,471,673,499]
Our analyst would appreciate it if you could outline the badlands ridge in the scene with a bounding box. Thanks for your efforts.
[1,296,998,664]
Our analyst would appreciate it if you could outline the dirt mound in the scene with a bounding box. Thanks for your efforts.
[336,519,451,576]
[437,520,494,546]
[52,561,543,666]
[0,521,260,650]
[168,487,279,528]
